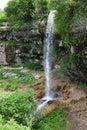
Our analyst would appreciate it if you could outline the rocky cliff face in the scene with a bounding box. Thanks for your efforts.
[0,44,15,65]
[61,18,87,83]
[71,18,87,42]
[0,21,46,42]
[0,19,47,65]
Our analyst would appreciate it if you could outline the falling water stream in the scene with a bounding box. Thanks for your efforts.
[37,10,56,110]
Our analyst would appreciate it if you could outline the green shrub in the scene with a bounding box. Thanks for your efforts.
[0,90,36,125]
[0,115,31,130]
[34,109,66,130]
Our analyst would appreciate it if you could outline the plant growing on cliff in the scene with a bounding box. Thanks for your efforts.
[54,0,87,83]
[54,0,87,44]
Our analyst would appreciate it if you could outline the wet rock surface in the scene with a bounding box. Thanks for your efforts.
[32,69,87,130]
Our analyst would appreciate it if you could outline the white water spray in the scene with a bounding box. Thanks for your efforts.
[37,10,56,111]
[44,10,56,100]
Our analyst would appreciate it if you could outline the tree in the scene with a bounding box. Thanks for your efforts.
[5,0,35,24]
[34,0,48,14]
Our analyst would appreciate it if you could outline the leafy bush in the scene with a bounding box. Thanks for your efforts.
[34,109,66,130]
[0,115,31,130]
[0,90,36,125]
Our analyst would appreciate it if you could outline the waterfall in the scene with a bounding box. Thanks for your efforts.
[44,10,56,100]
[37,10,56,111]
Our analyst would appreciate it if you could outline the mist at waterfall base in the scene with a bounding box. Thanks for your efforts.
[37,10,56,111]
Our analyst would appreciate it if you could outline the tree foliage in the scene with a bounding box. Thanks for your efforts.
[0,10,6,24]
[34,0,48,14]
[4,0,49,28]
[5,0,35,24]
[54,0,87,82]
[54,0,87,43]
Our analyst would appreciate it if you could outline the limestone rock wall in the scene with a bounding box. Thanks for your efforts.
[0,17,59,65]
[0,44,15,65]
[0,20,46,65]
[0,21,46,43]
[0,43,43,65]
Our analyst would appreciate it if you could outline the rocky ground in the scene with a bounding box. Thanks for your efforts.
[30,69,87,130]
[3,66,87,130]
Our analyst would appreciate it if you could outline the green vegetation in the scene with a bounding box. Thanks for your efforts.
[0,67,36,129]
[59,53,76,76]
[54,0,87,44]
[4,0,49,29]
[1,0,87,129]
[34,0,48,14]
[7,69,35,84]
[54,0,87,83]
[0,10,6,20]
[34,109,66,130]
[24,62,43,71]
[0,79,17,91]
[54,0,87,43]
[0,68,35,91]
[0,40,16,45]
[5,0,35,24]
[0,90,36,125]
[0,69,3,79]
[0,116,31,130]
[0,65,67,130]
[0,10,6,25]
